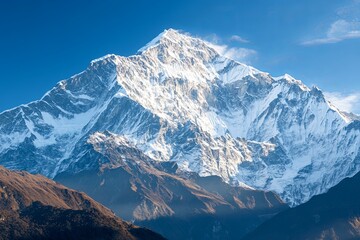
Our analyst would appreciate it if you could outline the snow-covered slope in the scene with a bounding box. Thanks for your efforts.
[0,29,359,205]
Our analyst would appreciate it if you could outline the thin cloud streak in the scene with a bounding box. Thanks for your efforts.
[230,35,249,43]
[302,0,360,46]
[302,19,360,45]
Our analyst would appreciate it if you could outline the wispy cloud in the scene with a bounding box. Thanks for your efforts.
[324,91,360,114]
[206,42,257,64]
[302,20,360,45]
[302,1,360,45]
[224,48,257,62]
[204,34,257,64]
[230,35,249,43]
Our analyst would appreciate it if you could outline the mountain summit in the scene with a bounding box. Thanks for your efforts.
[0,29,359,205]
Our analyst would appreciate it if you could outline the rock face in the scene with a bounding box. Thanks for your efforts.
[0,29,359,206]
[55,131,287,240]
[0,166,164,240]
[243,171,360,240]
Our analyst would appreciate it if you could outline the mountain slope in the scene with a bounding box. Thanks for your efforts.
[0,166,164,240]
[243,170,360,240]
[0,29,359,205]
[55,131,287,240]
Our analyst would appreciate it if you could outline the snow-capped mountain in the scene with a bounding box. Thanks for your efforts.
[0,29,359,205]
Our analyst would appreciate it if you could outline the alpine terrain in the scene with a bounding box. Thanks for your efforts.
[0,28,359,210]
[244,170,360,240]
[0,166,164,240]
[55,131,287,239]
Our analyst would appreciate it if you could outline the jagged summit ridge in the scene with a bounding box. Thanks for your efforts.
[137,28,181,52]
[0,29,359,206]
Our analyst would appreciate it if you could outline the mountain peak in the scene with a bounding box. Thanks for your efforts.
[90,53,117,65]
[137,28,218,58]
[138,28,186,53]
[274,73,310,91]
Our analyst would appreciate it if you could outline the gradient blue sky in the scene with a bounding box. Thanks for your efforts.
[1,0,360,113]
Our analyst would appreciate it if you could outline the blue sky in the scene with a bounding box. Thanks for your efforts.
[1,0,359,113]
